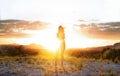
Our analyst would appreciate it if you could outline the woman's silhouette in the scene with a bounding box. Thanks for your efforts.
[57,25,65,66]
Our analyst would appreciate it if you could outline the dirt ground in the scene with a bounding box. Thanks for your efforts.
[0,57,120,76]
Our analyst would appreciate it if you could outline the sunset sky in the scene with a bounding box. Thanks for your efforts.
[0,0,120,50]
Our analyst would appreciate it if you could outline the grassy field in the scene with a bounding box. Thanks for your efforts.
[0,55,120,76]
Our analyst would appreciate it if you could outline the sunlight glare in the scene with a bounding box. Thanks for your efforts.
[9,24,114,50]
[20,29,61,52]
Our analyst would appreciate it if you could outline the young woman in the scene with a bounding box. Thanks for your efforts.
[57,25,65,66]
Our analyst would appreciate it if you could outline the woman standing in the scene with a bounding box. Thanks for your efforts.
[57,25,66,66]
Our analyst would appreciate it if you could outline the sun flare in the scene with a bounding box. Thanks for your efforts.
[13,29,61,52]
[8,25,110,52]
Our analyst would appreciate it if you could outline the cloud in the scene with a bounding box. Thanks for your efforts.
[73,22,120,40]
[0,33,30,38]
[0,20,48,38]
[78,19,86,22]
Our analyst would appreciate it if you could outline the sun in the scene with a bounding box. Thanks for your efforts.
[42,38,60,52]
[25,29,61,52]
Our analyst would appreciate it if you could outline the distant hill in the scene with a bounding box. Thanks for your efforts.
[66,42,120,60]
[103,42,120,50]
[67,42,120,52]
[0,42,120,58]
[113,42,120,49]
[0,43,46,56]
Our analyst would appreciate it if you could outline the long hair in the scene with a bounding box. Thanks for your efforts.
[58,25,64,33]
[57,25,65,40]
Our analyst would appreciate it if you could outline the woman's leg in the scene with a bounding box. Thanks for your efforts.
[61,40,65,66]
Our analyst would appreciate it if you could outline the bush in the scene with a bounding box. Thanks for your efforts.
[102,48,120,62]
[0,44,40,56]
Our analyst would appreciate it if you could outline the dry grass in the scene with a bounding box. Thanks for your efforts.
[0,55,120,76]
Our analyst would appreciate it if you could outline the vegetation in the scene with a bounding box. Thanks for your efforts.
[0,43,120,63]
[0,44,44,56]
[0,43,120,75]
[66,48,101,59]
[102,48,120,63]
[0,55,119,76]
[66,45,120,63]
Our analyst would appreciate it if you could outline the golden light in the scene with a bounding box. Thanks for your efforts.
[8,24,115,52]
[65,29,108,48]
[12,29,61,52]
[32,34,60,52]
